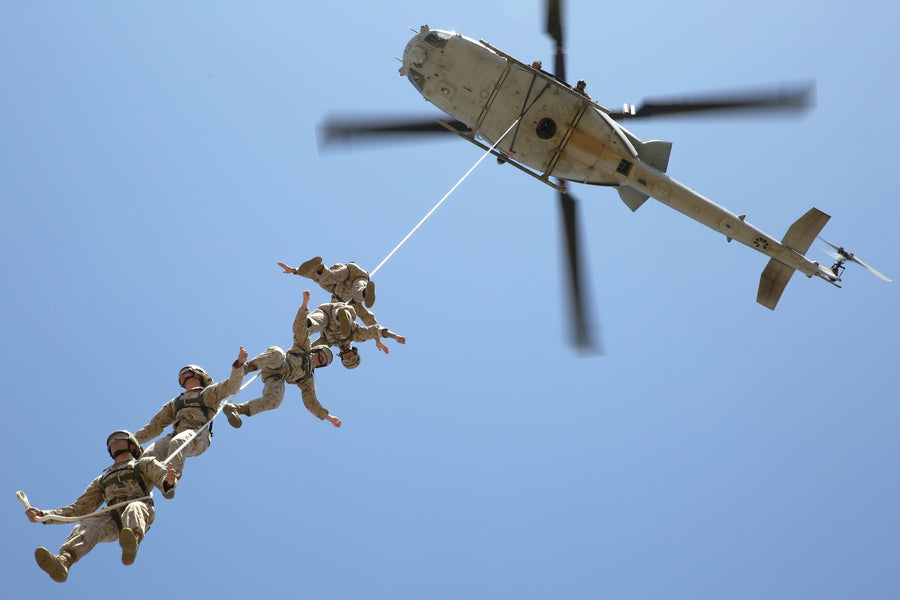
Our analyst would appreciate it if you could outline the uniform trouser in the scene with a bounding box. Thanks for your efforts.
[143,428,211,476]
[242,346,287,416]
[60,502,153,564]
[317,268,368,305]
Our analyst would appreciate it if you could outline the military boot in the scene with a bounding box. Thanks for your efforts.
[223,403,243,428]
[119,527,140,566]
[364,280,376,308]
[35,547,72,583]
[337,306,353,338]
[296,256,323,278]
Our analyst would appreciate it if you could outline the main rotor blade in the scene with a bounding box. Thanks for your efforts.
[546,0,567,83]
[558,182,600,354]
[318,116,471,148]
[606,82,815,120]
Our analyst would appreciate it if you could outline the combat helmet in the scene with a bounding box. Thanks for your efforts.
[311,345,334,367]
[178,365,213,388]
[106,430,144,459]
[339,346,360,370]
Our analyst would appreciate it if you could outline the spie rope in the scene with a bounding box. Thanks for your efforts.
[17,373,260,524]
[369,117,522,277]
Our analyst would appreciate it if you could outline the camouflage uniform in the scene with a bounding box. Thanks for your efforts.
[303,261,378,326]
[308,302,395,349]
[135,363,244,475]
[38,457,175,569]
[237,303,331,422]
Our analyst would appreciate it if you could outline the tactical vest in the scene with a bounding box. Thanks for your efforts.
[172,390,215,433]
[99,459,152,530]
[285,350,314,384]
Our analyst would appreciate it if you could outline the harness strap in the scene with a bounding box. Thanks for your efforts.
[99,461,153,531]
[173,391,216,436]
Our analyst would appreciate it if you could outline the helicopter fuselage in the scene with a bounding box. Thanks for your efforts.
[399,26,837,283]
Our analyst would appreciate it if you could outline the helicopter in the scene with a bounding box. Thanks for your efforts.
[320,0,888,352]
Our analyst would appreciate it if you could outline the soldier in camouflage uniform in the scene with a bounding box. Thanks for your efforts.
[223,290,341,429]
[25,430,177,582]
[280,258,379,328]
[306,301,406,369]
[135,347,247,478]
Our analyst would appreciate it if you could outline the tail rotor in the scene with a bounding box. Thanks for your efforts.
[819,237,892,282]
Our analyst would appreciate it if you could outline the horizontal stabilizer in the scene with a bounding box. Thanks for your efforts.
[781,207,830,254]
[621,130,673,173]
[757,259,795,310]
[618,186,650,212]
[637,140,673,173]
[756,207,831,309]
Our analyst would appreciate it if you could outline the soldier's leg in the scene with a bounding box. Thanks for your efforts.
[332,303,353,337]
[141,433,173,463]
[165,429,211,476]
[35,517,113,582]
[34,547,73,583]
[244,345,285,374]
[307,307,329,336]
[228,347,287,428]
[48,515,119,574]
[231,375,286,420]
[315,263,350,286]
[118,502,153,565]
[350,276,375,308]
[295,256,324,279]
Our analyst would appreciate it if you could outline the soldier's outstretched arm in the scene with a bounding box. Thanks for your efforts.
[385,330,406,344]
[278,261,297,275]
[298,379,341,428]
[134,403,176,445]
[289,290,313,352]
[200,347,248,406]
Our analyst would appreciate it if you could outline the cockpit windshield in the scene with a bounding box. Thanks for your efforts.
[424,30,451,49]
[407,68,425,93]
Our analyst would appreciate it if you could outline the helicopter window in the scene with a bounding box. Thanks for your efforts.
[424,31,451,49]
[535,118,557,139]
[407,69,425,93]
[616,160,633,175]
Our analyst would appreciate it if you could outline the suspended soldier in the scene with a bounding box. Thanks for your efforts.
[25,430,177,582]
[223,290,341,429]
[281,258,379,327]
[135,347,247,478]
[306,301,406,369]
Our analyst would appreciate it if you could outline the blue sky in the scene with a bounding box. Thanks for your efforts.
[2,1,898,598]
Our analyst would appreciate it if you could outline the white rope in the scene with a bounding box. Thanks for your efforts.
[17,372,260,524]
[369,118,522,277]
[17,490,146,524]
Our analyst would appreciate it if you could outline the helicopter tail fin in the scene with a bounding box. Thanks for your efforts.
[635,139,673,173]
[617,187,650,212]
[756,207,831,309]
